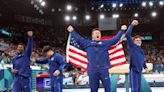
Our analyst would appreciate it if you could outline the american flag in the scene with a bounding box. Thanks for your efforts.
[66,34,127,70]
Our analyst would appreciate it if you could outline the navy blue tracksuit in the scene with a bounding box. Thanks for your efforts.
[36,52,66,92]
[70,30,123,92]
[126,25,147,92]
[12,37,33,92]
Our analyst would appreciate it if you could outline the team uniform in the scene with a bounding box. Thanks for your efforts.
[36,52,66,92]
[70,30,124,92]
[126,25,147,92]
[12,36,33,92]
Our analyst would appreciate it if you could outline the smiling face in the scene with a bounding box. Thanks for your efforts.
[91,28,101,41]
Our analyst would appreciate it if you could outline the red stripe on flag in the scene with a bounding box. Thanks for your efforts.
[68,55,88,64]
[110,55,125,61]
[109,43,122,50]
[69,49,87,58]
[109,48,123,55]
[69,60,87,70]
[112,61,127,67]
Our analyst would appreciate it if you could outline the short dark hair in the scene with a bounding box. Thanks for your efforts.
[133,35,142,41]
[91,28,101,34]
[42,45,53,54]
[18,43,26,49]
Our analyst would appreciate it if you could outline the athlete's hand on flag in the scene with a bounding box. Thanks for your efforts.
[27,31,33,36]
[67,25,74,32]
[53,70,60,76]
[131,20,139,26]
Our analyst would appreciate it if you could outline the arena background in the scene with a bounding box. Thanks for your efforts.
[0,0,164,92]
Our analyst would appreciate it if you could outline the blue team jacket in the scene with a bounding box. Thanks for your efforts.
[36,52,66,77]
[126,25,147,72]
[70,30,123,71]
[12,37,33,77]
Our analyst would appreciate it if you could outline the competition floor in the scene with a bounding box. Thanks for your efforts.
[62,87,164,92]
[33,87,164,92]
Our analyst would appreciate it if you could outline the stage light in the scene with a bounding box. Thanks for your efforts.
[39,0,43,3]
[100,4,104,8]
[31,1,34,5]
[151,11,157,17]
[91,7,94,10]
[149,1,154,7]
[41,1,46,6]
[112,14,119,18]
[58,8,62,12]
[159,1,164,6]
[72,16,77,20]
[85,15,90,20]
[134,13,139,17]
[51,8,55,12]
[65,15,70,21]
[100,14,105,19]
[34,4,37,8]
[66,5,72,11]
[142,2,146,7]
[119,3,123,7]
[36,6,39,10]
[112,3,117,8]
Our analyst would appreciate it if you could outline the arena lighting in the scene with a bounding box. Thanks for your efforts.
[134,13,139,17]
[36,6,39,10]
[39,0,43,3]
[31,1,34,5]
[34,4,37,8]
[66,5,72,11]
[142,2,147,7]
[149,1,154,7]
[119,3,123,7]
[112,3,117,8]
[99,14,105,19]
[72,16,77,20]
[159,1,164,6]
[112,14,119,18]
[51,8,55,12]
[100,4,104,8]
[65,15,71,21]
[41,1,46,6]
[151,11,157,17]
[85,15,91,20]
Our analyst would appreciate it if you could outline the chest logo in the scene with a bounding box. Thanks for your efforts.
[98,41,102,45]
[51,57,54,61]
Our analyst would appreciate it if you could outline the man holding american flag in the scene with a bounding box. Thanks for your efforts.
[67,25,127,92]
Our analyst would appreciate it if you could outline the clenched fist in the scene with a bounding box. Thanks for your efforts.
[131,20,139,26]
[67,25,74,32]
[27,31,33,36]
[121,25,127,31]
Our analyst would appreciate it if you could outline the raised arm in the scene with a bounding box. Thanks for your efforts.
[67,25,89,47]
[105,25,127,47]
[125,20,139,47]
[25,31,33,57]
